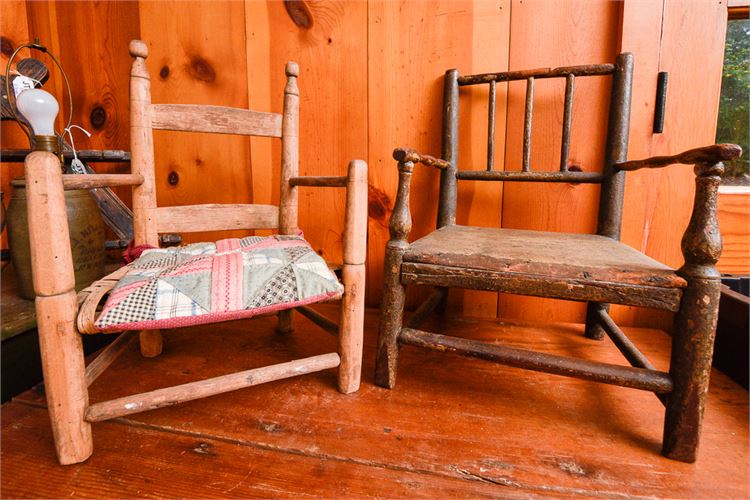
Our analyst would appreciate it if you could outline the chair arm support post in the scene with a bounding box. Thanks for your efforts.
[25,151,76,296]
[615,144,741,172]
[338,160,368,394]
[663,161,725,462]
[24,150,93,464]
[390,161,415,245]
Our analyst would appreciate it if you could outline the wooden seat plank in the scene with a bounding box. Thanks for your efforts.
[403,225,687,289]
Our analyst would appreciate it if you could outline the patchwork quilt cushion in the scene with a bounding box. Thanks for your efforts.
[95,235,343,331]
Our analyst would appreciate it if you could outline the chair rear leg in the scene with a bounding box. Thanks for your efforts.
[662,278,721,462]
[584,302,608,340]
[277,310,294,334]
[338,264,365,393]
[139,329,163,357]
[375,243,407,389]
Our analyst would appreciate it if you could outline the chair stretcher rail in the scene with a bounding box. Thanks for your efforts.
[399,328,673,394]
[85,353,341,422]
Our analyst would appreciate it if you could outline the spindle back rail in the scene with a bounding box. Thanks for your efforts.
[458,62,615,178]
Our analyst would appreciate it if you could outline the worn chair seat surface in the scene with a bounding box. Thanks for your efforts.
[402,226,686,307]
[92,234,343,332]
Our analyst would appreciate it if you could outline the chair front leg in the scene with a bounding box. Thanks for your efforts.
[375,159,414,389]
[662,161,724,463]
[25,151,93,465]
[139,329,163,356]
[338,160,367,394]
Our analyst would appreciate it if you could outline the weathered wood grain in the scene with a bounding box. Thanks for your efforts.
[399,327,673,394]
[404,225,686,289]
[25,151,92,465]
[1,402,528,499]
[151,104,282,137]
[154,204,279,233]
[402,262,683,312]
[85,353,341,422]
[61,174,143,190]
[616,144,742,172]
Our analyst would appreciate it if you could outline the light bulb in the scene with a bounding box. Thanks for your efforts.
[16,88,59,136]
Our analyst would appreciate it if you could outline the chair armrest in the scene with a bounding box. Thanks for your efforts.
[393,147,450,169]
[615,144,741,172]
[61,173,144,190]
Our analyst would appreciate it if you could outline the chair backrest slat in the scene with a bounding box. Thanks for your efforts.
[155,204,280,233]
[151,104,282,138]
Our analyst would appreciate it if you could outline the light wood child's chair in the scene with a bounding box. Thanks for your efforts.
[25,40,367,465]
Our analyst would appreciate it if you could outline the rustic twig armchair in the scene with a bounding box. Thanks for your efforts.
[374,52,741,462]
[26,40,367,465]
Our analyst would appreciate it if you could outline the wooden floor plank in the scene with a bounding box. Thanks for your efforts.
[2,402,537,499]
[6,306,748,498]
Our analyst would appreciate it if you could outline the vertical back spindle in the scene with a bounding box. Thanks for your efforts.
[280,61,300,235]
[437,69,459,228]
[487,80,496,171]
[560,74,575,171]
[522,77,535,172]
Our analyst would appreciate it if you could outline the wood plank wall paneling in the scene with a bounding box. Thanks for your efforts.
[452,0,511,318]
[245,0,368,264]
[52,1,139,210]
[627,0,730,330]
[498,0,621,324]
[367,0,510,313]
[2,0,742,327]
[717,191,750,275]
[138,1,252,244]
[611,0,665,327]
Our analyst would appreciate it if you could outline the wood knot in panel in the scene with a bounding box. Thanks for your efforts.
[368,184,390,224]
[1,36,13,57]
[186,55,216,83]
[284,0,314,29]
[89,105,106,129]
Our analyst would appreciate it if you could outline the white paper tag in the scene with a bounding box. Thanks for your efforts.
[70,158,87,174]
[12,75,36,97]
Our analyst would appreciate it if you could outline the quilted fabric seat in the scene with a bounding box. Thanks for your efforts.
[95,234,343,331]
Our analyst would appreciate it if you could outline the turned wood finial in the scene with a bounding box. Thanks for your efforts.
[285,61,299,78]
[129,40,148,59]
[284,61,299,97]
